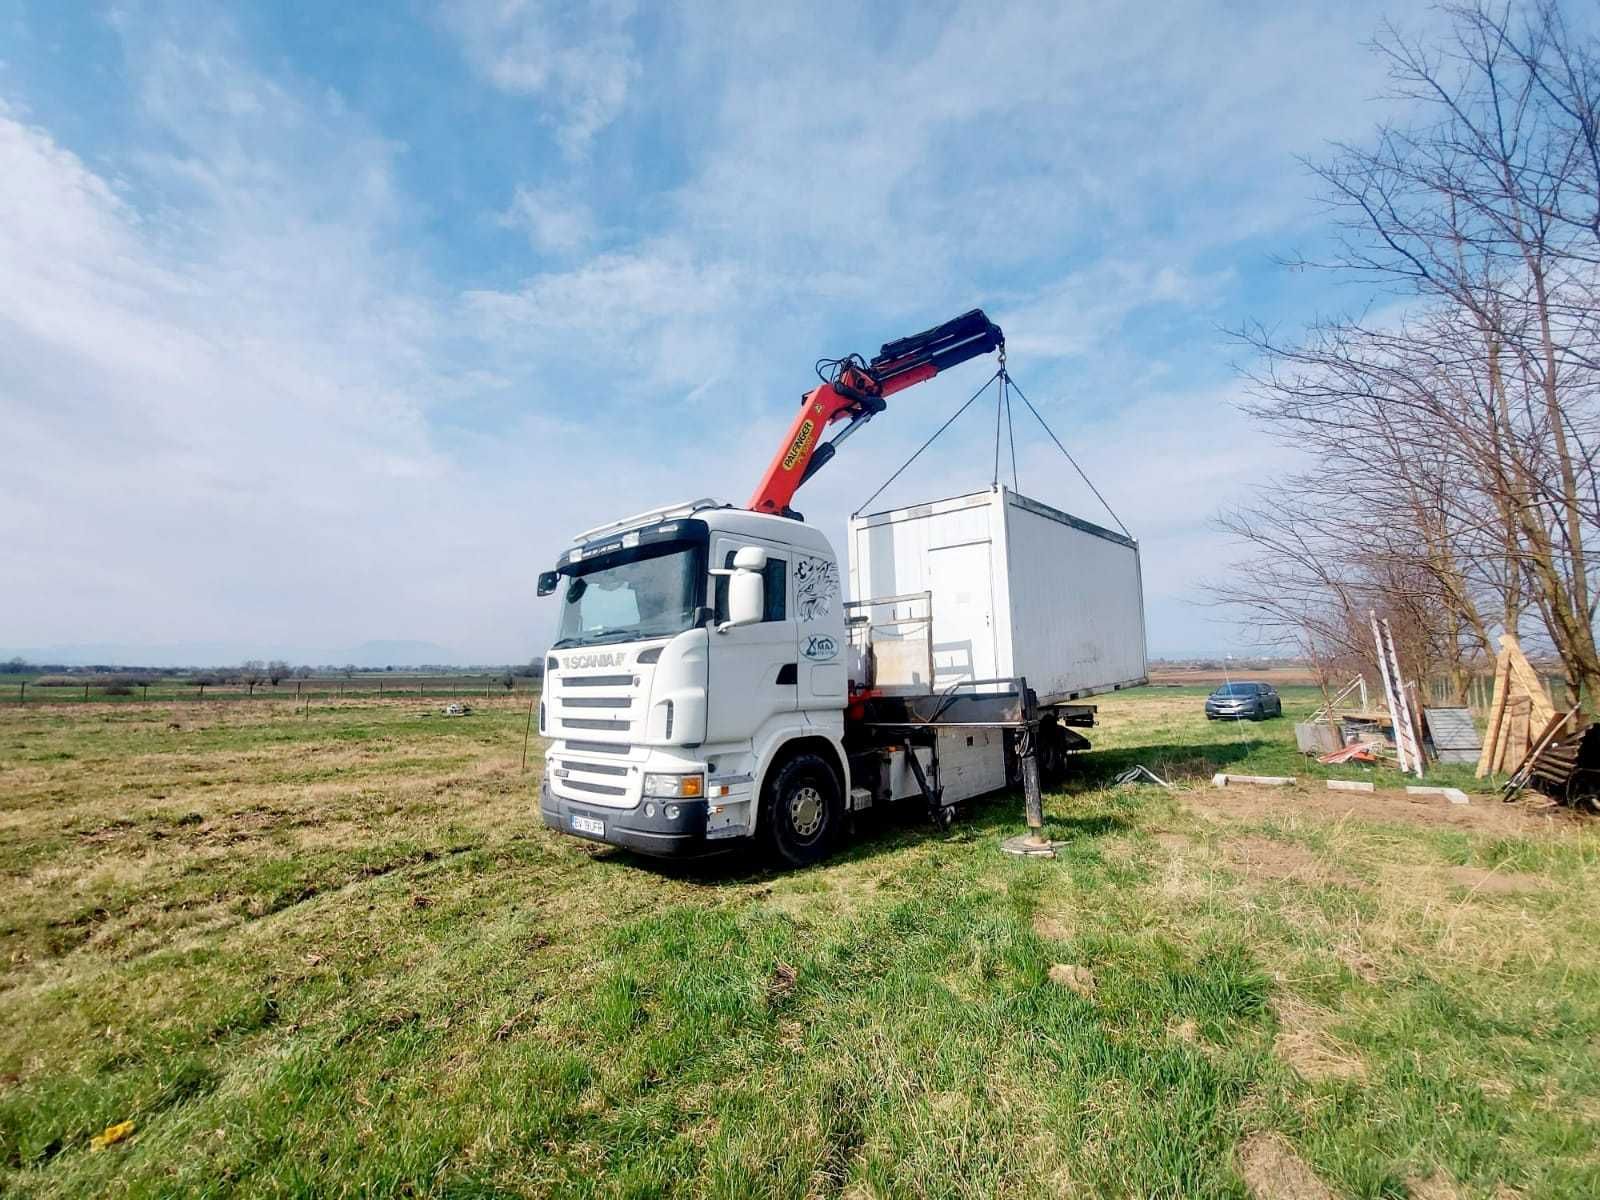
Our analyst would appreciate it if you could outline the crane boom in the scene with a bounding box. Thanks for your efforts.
[747,309,1004,516]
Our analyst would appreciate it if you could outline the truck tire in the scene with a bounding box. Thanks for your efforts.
[761,751,843,868]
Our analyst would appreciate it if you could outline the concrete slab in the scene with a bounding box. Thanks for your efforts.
[1404,784,1472,806]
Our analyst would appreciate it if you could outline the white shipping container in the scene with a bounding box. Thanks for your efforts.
[847,486,1147,704]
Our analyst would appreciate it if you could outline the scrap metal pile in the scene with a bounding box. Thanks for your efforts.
[1295,626,1595,810]
[1297,613,1456,775]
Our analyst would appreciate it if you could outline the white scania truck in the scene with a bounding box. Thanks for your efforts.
[536,312,1147,865]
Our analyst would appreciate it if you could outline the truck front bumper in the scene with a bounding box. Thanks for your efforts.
[540,781,713,858]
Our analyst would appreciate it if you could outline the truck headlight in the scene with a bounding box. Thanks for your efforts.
[643,772,704,799]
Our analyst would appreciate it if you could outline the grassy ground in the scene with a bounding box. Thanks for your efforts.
[2,687,1597,1198]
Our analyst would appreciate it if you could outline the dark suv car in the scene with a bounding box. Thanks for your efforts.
[1204,682,1282,721]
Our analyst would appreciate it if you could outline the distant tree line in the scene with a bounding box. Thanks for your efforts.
[5,656,548,687]
[1213,2,1600,707]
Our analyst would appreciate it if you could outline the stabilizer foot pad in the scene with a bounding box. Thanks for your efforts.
[1001,834,1057,859]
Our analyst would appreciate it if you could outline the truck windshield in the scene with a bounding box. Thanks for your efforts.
[553,542,704,648]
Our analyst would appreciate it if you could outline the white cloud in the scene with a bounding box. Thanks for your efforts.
[437,0,638,154]
[0,46,674,663]
[499,185,597,254]
[999,260,1234,360]
[463,241,744,394]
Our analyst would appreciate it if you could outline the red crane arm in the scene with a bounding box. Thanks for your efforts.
[746,309,1004,516]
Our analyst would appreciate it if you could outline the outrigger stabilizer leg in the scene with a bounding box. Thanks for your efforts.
[1002,682,1057,858]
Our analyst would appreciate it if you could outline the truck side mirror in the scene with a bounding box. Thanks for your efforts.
[537,570,560,597]
[716,546,767,632]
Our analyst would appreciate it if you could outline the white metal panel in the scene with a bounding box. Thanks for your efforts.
[934,728,1007,804]
[1000,491,1147,701]
[886,745,937,802]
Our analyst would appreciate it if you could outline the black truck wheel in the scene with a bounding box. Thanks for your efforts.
[761,751,843,868]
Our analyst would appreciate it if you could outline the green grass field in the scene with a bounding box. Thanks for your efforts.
[3,687,1598,1197]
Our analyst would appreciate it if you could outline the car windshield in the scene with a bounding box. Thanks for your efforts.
[1214,683,1258,697]
[553,542,703,648]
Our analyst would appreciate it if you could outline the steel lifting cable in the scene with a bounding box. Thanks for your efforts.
[1005,373,1132,539]
[990,367,1021,492]
[853,370,1002,517]
[992,368,1005,487]
[1003,370,1019,492]
[853,361,1132,542]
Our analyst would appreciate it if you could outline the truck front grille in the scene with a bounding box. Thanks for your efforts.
[563,777,627,797]
[562,717,630,732]
[553,757,627,776]
[564,739,629,755]
[549,665,644,746]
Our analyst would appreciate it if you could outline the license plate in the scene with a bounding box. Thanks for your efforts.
[571,814,605,837]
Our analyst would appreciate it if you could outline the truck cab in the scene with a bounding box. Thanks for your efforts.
[538,499,851,862]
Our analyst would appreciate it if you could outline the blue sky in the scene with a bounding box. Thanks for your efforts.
[0,1,1443,665]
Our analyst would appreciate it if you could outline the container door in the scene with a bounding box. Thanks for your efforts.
[928,541,996,687]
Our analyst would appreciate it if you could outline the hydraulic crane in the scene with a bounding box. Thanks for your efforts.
[747,309,1005,517]
[537,305,1147,868]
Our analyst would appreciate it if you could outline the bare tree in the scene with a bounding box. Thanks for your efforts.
[1217,2,1600,704]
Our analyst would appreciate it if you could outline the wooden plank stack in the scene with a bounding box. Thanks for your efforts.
[1477,634,1558,778]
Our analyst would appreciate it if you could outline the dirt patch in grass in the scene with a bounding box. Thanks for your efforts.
[1032,911,1072,941]
[1195,784,1581,835]
[1236,1133,1335,1200]
[1447,865,1541,895]
[1273,998,1365,1081]
[1224,836,1360,887]
[1169,1017,1201,1044]
[1407,1170,1465,1200]
[1156,853,1212,902]
[1047,963,1096,997]
[1333,942,1384,983]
